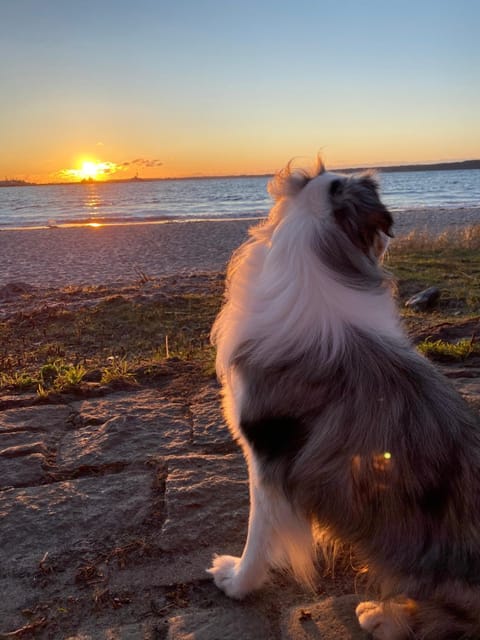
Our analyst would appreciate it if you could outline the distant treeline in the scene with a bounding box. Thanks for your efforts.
[343,159,480,174]
[0,179,36,187]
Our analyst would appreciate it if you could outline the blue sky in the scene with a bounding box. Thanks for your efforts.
[1,0,478,180]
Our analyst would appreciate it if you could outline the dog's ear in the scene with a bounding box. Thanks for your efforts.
[330,175,394,254]
[268,159,326,201]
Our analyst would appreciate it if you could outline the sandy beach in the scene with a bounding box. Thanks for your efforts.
[1,207,480,289]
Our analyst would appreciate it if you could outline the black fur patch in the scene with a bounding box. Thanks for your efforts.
[240,415,308,462]
[419,473,453,519]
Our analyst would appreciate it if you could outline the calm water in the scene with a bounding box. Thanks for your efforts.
[1,170,479,230]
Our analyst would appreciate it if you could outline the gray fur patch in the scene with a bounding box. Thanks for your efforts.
[329,173,393,253]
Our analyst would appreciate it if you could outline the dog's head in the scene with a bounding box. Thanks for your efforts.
[268,161,393,260]
[327,173,393,258]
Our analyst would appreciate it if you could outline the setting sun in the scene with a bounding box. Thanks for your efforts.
[79,161,101,180]
[59,159,120,182]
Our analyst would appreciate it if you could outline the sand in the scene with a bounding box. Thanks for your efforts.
[0,207,479,288]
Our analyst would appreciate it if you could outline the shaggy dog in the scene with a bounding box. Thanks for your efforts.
[207,160,480,639]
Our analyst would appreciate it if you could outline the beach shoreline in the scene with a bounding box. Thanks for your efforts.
[1,208,479,289]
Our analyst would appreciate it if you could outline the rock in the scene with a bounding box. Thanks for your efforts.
[282,596,368,639]
[190,383,237,453]
[0,405,72,489]
[160,454,248,552]
[0,393,38,411]
[58,391,190,471]
[66,623,160,640]
[405,286,440,311]
[109,548,218,591]
[0,404,72,432]
[0,469,157,574]
[1,452,46,488]
[453,376,480,411]
[168,607,271,640]
[70,390,184,428]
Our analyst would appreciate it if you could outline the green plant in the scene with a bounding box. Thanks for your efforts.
[0,371,38,391]
[38,360,86,393]
[55,363,86,387]
[417,337,478,361]
[101,358,136,385]
[40,362,59,386]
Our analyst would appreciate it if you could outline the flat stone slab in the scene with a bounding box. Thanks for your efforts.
[1,452,46,488]
[68,606,278,640]
[109,548,221,591]
[161,454,248,552]
[0,406,72,490]
[0,469,155,574]
[65,623,161,640]
[70,390,185,428]
[58,397,190,471]
[190,383,237,454]
[168,607,272,640]
[454,377,480,410]
[0,404,72,432]
[282,596,368,639]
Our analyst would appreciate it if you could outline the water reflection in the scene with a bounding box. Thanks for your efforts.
[84,184,101,212]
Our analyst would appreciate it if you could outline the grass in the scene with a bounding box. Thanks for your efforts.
[385,226,480,333]
[0,226,479,394]
[101,358,137,385]
[417,337,479,362]
[0,292,220,394]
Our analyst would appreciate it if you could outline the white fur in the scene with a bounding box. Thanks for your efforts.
[212,171,401,381]
[207,453,316,597]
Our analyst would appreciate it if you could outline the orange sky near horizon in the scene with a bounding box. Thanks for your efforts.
[1,1,478,184]
[6,132,480,185]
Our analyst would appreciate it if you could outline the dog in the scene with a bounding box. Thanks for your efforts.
[207,159,480,639]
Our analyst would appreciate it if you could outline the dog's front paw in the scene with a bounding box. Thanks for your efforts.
[206,555,249,599]
[356,601,406,640]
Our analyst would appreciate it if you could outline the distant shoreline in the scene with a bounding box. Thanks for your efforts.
[2,159,480,188]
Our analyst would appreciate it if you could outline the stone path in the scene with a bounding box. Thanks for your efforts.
[1,370,479,639]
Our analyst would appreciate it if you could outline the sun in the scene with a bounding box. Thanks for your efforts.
[79,161,101,180]
[59,159,120,182]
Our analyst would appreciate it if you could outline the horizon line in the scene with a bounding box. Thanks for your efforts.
[2,158,480,187]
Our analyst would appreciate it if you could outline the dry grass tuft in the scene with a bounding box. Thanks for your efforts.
[392,224,480,253]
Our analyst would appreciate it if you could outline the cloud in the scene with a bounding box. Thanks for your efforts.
[120,158,163,168]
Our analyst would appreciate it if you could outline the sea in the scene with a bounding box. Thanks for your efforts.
[0,169,479,230]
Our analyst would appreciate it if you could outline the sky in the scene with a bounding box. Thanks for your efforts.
[1,0,479,182]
